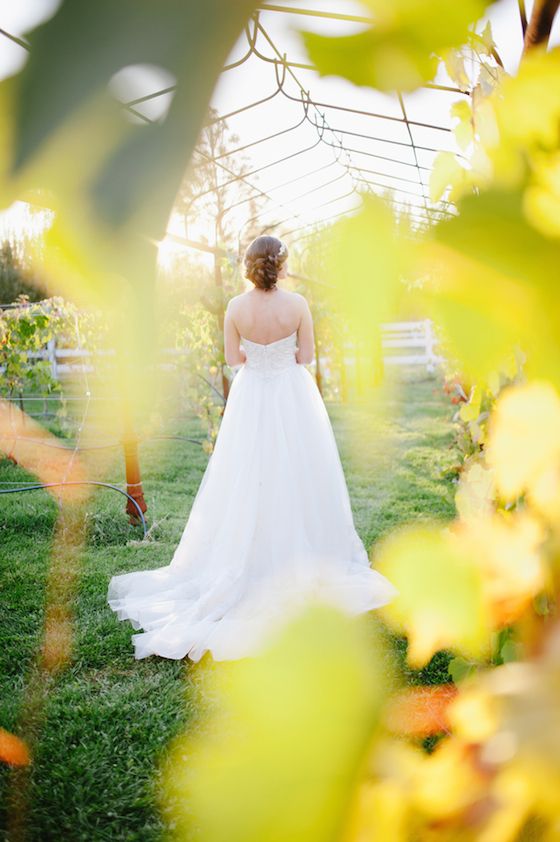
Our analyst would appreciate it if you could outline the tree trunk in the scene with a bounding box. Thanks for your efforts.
[522,0,560,53]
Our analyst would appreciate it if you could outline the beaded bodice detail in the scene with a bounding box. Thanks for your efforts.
[240,331,298,378]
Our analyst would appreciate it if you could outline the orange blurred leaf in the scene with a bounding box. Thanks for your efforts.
[0,399,88,502]
[0,729,30,766]
[386,684,458,736]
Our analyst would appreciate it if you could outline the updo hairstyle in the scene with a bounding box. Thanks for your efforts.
[243,235,288,292]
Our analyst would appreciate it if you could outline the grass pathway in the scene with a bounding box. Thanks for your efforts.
[0,376,457,840]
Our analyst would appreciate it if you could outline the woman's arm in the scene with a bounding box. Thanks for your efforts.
[224,300,247,367]
[295,295,314,365]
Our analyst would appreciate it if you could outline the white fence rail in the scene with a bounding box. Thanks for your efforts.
[1,321,444,378]
[380,319,444,371]
[0,346,188,377]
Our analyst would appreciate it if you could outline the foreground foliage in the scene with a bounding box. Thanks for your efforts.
[1,0,560,840]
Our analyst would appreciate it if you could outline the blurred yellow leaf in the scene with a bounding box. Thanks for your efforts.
[455,461,496,523]
[450,99,474,149]
[489,46,560,161]
[472,47,560,198]
[429,150,469,203]
[2,76,128,218]
[418,189,560,387]
[487,370,502,396]
[0,0,260,432]
[385,684,458,736]
[478,20,495,55]
[452,513,546,626]
[474,96,500,150]
[374,525,490,667]
[342,741,421,842]
[480,630,560,782]
[319,192,407,347]
[479,764,533,842]
[486,382,560,506]
[530,463,560,521]
[5,0,258,232]
[444,53,471,93]
[523,150,560,238]
[301,0,490,92]
[343,779,408,842]
[459,383,482,422]
[0,84,18,211]
[411,739,486,820]
[448,684,500,743]
[321,194,409,392]
[161,602,391,842]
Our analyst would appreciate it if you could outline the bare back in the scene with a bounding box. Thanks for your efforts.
[230,288,302,344]
[224,288,314,366]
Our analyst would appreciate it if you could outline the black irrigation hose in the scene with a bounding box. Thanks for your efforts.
[0,481,148,538]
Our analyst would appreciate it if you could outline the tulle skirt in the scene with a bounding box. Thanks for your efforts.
[107,362,397,661]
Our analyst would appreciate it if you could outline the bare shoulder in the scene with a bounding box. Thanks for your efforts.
[289,291,311,312]
[225,292,248,311]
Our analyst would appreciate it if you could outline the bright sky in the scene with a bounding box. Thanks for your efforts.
[0,0,553,266]
[196,0,532,242]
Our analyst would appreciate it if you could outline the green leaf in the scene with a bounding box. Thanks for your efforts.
[487,370,502,396]
[300,0,491,92]
[444,52,471,92]
[161,603,391,842]
[450,100,474,150]
[16,319,36,340]
[459,385,482,422]
[429,151,468,202]
[455,461,495,522]
[448,656,479,683]
[534,592,552,616]
[500,638,520,664]
[374,524,490,667]
[6,0,257,233]
[319,192,407,344]
[478,20,495,55]
[420,188,560,386]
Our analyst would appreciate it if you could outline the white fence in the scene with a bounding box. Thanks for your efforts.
[381,319,443,372]
[1,321,444,378]
[0,345,188,377]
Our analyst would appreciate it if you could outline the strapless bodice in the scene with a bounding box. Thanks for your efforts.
[240,331,298,377]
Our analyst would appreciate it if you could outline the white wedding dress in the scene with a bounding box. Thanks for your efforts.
[107,330,397,662]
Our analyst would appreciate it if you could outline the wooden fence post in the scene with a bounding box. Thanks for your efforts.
[424,319,437,373]
[47,337,58,380]
[120,387,147,522]
[122,429,147,523]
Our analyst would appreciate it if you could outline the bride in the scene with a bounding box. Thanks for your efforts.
[107,235,397,662]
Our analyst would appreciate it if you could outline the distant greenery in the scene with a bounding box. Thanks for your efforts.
[0,238,47,304]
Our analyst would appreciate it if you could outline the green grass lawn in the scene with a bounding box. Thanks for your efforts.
[0,375,458,840]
